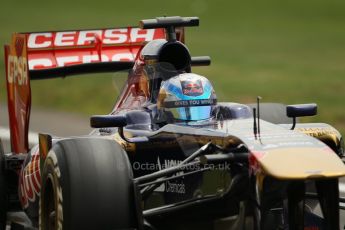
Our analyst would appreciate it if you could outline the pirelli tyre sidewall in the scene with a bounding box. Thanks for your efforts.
[40,138,137,230]
[40,149,63,230]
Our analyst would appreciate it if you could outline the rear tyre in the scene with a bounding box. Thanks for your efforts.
[40,138,137,230]
[0,140,7,230]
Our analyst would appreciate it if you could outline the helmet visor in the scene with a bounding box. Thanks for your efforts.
[164,99,217,121]
[170,106,212,121]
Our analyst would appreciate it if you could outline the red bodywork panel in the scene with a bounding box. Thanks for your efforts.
[5,34,31,153]
[4,27,167,154]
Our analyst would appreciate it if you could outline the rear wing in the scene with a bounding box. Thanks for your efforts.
[4,27,175,153]
[20,27,168,78]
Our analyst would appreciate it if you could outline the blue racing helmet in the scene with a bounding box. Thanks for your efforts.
[157,73,217,121]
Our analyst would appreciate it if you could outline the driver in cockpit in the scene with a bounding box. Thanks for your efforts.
[153,73,217,125]
[123,72,251,131]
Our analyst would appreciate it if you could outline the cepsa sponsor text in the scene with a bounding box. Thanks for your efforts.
[27,28,159,48]
[26,28,164,69]
[7,56,28,86]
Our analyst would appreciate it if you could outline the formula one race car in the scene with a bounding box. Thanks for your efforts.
[1,16,345,230]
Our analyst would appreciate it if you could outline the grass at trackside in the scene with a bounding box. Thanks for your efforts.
[0,0,344,135]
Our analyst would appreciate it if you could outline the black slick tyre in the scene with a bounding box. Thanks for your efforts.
[40,138,137,230]
[253,176,285,230]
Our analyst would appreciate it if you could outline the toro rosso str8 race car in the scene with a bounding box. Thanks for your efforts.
[1,16,345,230]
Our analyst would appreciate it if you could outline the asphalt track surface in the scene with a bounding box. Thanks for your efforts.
[1,104,91,147]
[1,104,345,229]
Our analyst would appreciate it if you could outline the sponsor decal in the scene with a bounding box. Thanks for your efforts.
[261,141,315,150]
[19,147,41,208]
[154,157,185,194]
[297,127,338,138]
[7,56,28,86]
[27,28,157,48]
[164,99,217,108]
[166,181,186,194]
[26,28,164,70]
[28,53,134,69]
[181,79,203,96]
[7,35,28,86]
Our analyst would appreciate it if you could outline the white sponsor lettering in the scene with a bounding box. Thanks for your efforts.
[25,28,161,70]
[8,55,28,85]
[82,55,100,63]
[190,100,200,105]
[166,181,185,194]
[174,101,188,106]
[131,28,154,42]
[19,147,41,209]
[55,31,76,46]
[27,53,133,69]
[28,28,158,48]
[103,29,128,44]
[56,56,79,66]
[77,30,102,45]
[164,158,186,194]
[154,157,185,194]
[29,58,53,69]
[164,159,183,169]
[101,54,109,62]
[28,33,52,48]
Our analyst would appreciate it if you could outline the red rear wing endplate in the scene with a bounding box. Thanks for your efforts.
[4,26,181,153]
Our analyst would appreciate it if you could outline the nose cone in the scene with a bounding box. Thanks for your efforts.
[256,147,345,179]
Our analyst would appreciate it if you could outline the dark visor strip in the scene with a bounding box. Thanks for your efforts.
[164,99,217,108]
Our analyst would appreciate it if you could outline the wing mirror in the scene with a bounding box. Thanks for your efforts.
[90,115,127,128]
[90,115,148,143]
[286,103,317,130]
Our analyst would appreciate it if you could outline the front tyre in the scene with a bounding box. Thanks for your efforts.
[40,138,137,230]
[253,176,286,230]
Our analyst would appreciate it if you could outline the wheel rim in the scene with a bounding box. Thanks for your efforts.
[43,177,57,230]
